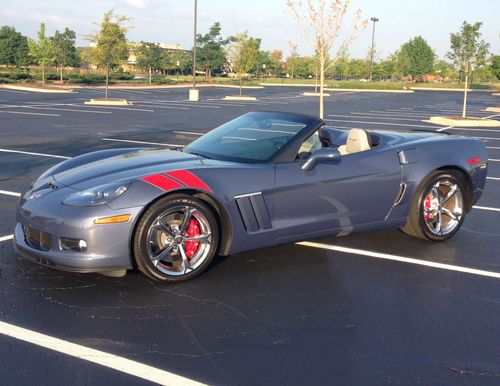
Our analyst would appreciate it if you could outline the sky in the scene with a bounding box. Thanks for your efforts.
[1,0,499,60]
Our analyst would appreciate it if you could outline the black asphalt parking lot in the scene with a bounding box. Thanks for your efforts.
[0,85,499,385]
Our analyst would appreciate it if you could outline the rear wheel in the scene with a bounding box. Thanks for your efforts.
[401,171,466,241]
[134,195,218,282]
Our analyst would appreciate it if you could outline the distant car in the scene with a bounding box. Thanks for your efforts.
[14,112,488,282]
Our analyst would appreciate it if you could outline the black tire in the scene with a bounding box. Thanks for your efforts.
[401,170,467,241]
[133,194,219,282]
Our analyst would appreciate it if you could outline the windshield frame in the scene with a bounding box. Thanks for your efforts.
[184,111,324,164]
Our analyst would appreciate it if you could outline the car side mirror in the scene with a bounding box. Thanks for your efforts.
[301,148,341,171]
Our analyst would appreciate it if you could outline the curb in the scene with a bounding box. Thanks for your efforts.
[2,84,75,93]
[484,107,500,113]
[410,87,495,92]
[324,88,413,93]
[84,99,132,106]
[223,95,257,101]
[424,116,500,127]
[73,83,264,90]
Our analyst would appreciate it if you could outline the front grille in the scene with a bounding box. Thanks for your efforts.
[24,226,52,251]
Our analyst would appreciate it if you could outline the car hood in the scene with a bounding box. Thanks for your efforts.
[52,148,211,190]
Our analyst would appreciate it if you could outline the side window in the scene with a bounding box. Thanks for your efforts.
[297,131,322,159]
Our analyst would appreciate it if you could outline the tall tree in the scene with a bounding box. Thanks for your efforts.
[269,49,284,76]
[136,42,163,84]
[226,32,260,95]
[0,26,30,67]
[85,10,131,99]
[28,23,55,86]
[52,28,80,83]
[447,21,490,117]
[491,55,500,80]
[196,22,232,77]
[399,36,435,78]
[287,41,298,79]
[287,0,367,118]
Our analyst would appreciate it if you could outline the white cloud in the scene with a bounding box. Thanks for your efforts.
[123,0,146,8]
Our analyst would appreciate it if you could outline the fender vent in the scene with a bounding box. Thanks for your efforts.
[235,192,272,232]
[394,183,407,206]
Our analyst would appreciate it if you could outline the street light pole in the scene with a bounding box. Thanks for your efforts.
[368,17,379,82]
[189,0,199,101]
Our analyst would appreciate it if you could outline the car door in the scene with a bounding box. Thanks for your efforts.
[274,146,402,242]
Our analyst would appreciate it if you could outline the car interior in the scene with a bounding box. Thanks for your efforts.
[297,127,381,159]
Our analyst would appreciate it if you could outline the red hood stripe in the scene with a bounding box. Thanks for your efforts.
[141,174,183,191]
[166,170,212,192]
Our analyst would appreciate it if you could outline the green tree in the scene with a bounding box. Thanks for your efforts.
[85,10,131,99]
[268,49,284,76]
[196,22,232,77]
[399,36,435,78]
[491,55,500,80]
[0,26,30,67]
[226,32,260,95]
[287,0,367,118]
[433,59,454,80]
[28,23,56,86]
[136,42,163,84]
[52,28,80,83]
[447,21,490,117]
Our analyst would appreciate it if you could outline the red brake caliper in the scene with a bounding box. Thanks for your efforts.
[424,195,432,221]
[184,218,200,259]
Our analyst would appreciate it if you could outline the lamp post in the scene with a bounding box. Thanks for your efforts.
[189,0,199,101]
[368,17,379,82]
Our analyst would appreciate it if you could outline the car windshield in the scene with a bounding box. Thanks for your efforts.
[184,112,316,163]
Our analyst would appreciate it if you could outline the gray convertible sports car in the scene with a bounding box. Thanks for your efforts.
[14,111,488,282]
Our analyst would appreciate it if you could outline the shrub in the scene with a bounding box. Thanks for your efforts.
[110,71,135,80]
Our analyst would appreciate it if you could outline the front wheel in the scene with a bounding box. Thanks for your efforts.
[134,195,218,282]
[401,171,467,241]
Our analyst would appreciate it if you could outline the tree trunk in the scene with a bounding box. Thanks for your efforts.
[42,65,45,86]
[462,73,468,118]
[239,76,243,96]
[60,66,64,84]
[319,57,325,119]
[105,64,109,100]
[149,67,152,86]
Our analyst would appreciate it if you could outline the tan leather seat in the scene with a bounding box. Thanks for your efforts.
[338,128,371,155]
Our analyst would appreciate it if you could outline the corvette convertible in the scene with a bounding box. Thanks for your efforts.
[14,111,488,282]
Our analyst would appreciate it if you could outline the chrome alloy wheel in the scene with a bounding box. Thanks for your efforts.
[146,205,212,276]
[422,179,464,236]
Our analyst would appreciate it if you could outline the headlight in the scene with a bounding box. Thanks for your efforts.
[62,182,129,207]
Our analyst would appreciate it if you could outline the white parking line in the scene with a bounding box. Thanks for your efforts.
[436,125,454,132]
[325,117,438,129]
[0,234,13,243]
[0,104,112,115]
[487,146,500,149]
[334,114,424,122]
[297,241,500,279]
[0,110,60,117]
[0,148,70,159]
[0,321,205,386]
[0,190,21,197]
[488,159,500,162]
[487,177,500,181]
[473,205,500,213]
[133,103,189,110]
[173,131,204,136]
[77,105,154,113]
[102,138,185,147]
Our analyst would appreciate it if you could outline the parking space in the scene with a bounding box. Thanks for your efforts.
[1,86,500,385]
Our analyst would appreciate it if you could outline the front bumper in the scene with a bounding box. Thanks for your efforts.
[14,188,144,273]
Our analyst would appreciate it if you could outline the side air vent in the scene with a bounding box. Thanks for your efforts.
[394,183,407,206]
[235,192,273,232]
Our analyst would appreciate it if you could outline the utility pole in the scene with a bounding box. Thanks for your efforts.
[368,17,379,82]
[189,0,199,101]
